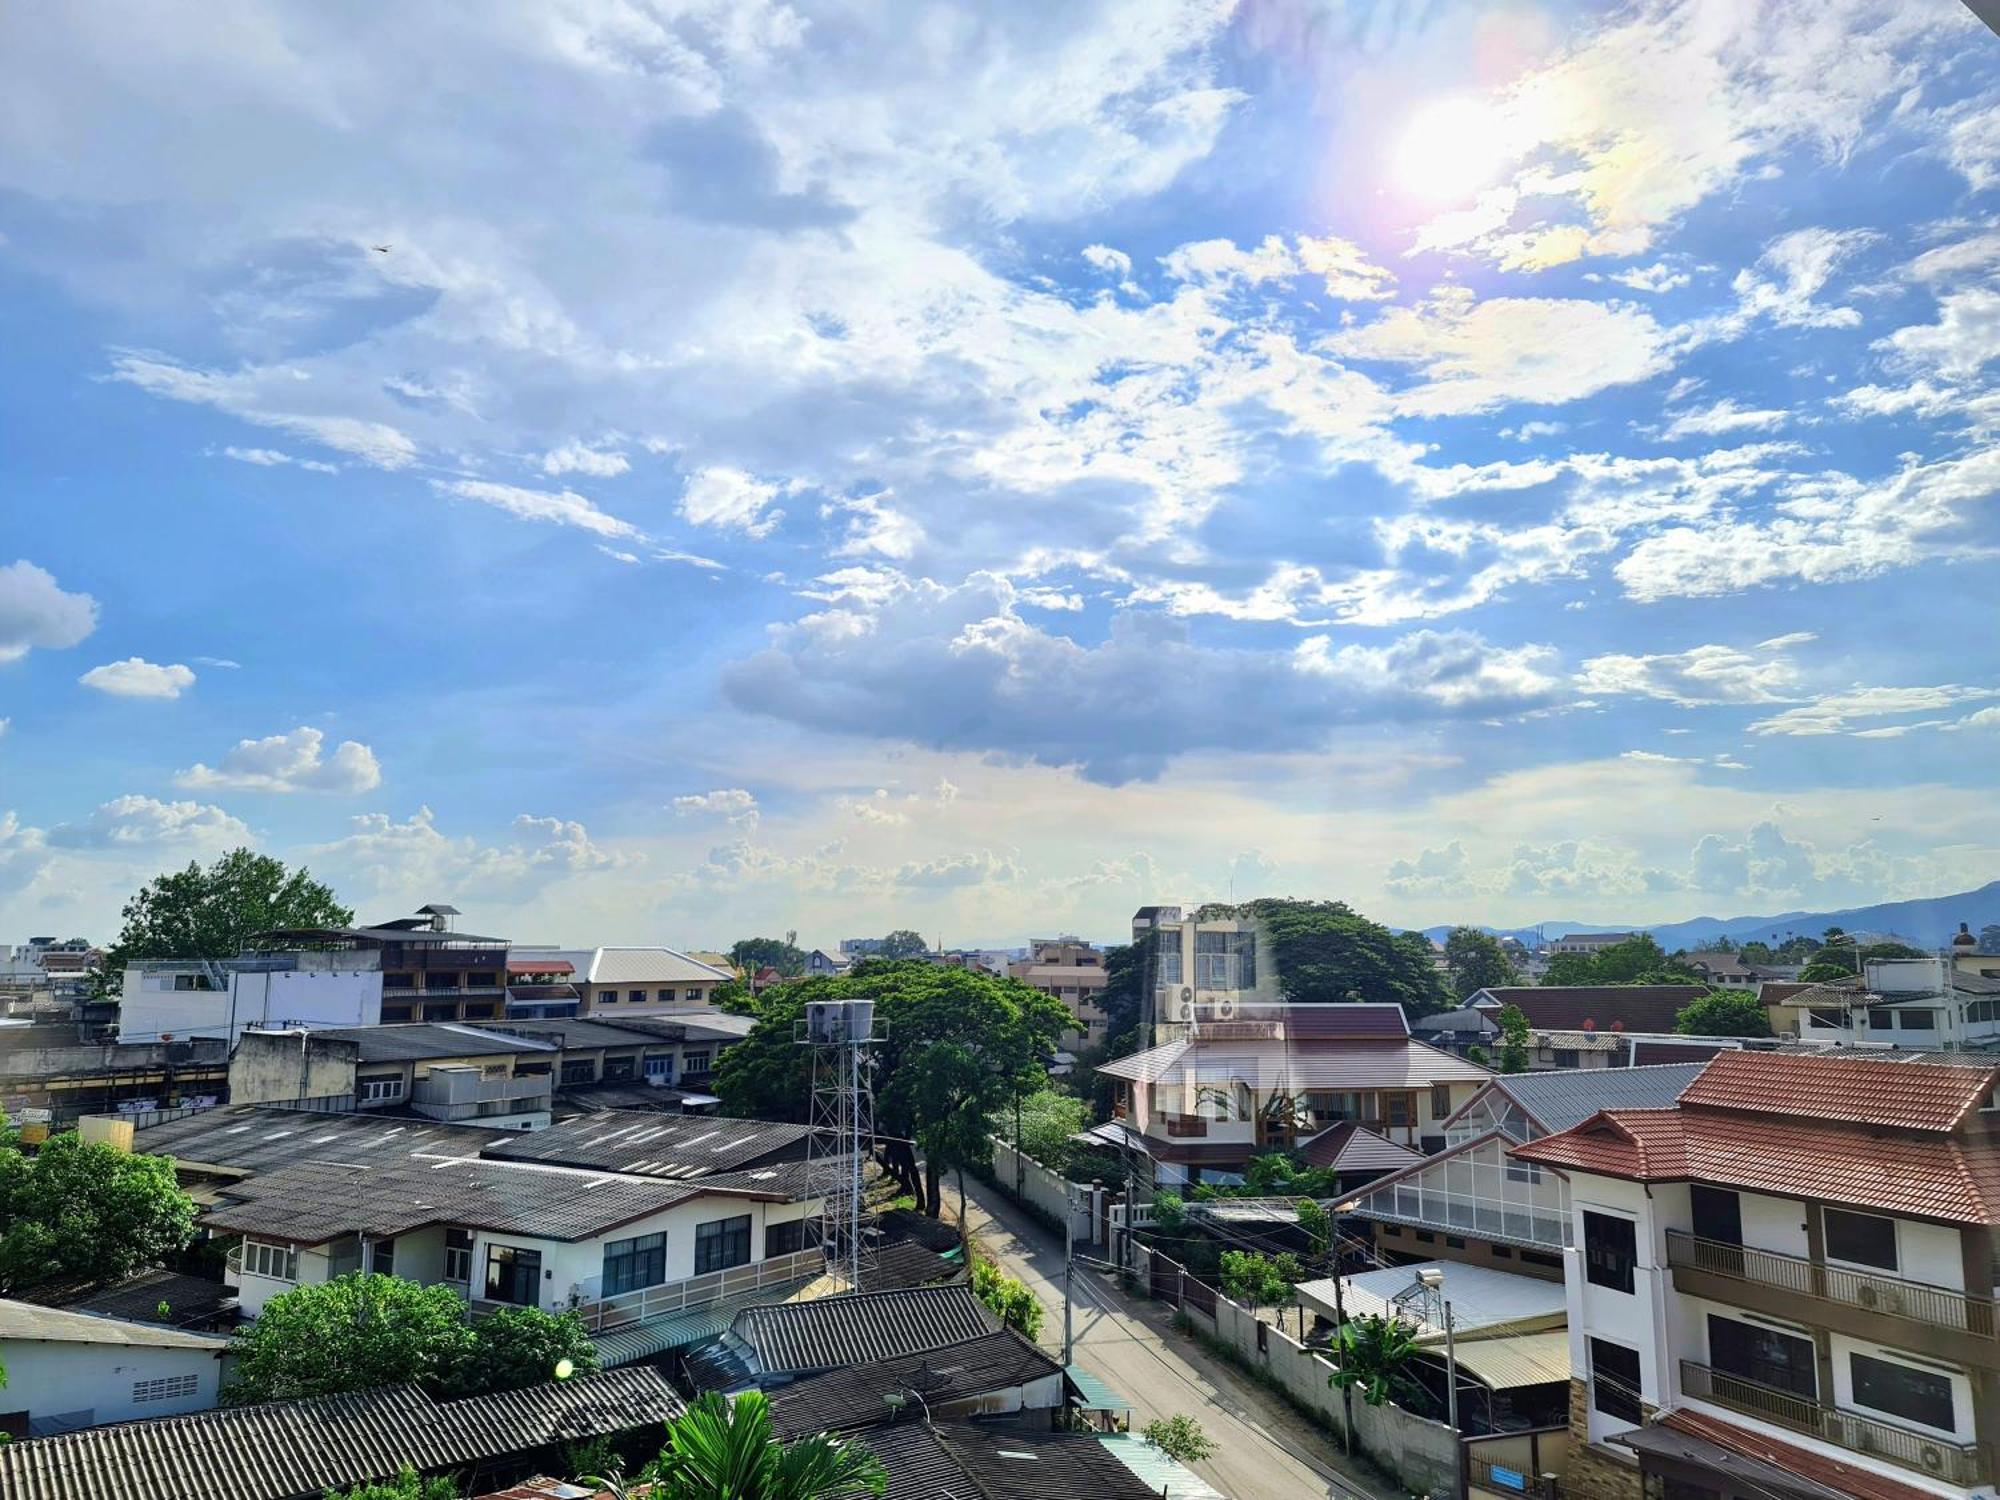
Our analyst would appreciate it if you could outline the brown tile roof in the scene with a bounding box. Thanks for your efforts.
[1297,1121,1425,1174]
[1474,985,1707,1033]
[1678,1049,1999,1131]
[1282,1003,1410,1040]
[1658,1409,1941,1500]
[1098,1038,1490,1089]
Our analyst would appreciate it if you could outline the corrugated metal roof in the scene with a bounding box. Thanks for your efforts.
[1097,1434,1225,1499]
[0,1367,679,1500]
[319,1022,558,1062]
[766,1330,1060,1437]
[585,947,734,985]
[1065,1363,1132,1413]
[1099,1037,1489,1089]
[734,1283,999,1375]
[134,1107,508,1177]
[1488,1062,1710,1134]
[1442,1330,1570,1390]
[482,1110,812,1178]
[1472,985,1706,1034]
[932,1423,1162,1500]
[1296,1261,1565,1341]
[0,1299,231,1351]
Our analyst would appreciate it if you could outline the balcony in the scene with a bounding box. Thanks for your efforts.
[1160,1114,1209,1138]
[1666,1230,1997,1340]
[563,1246,826,1333]
[1680,1360,1989,1487]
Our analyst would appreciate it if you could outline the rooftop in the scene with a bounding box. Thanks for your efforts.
[1296,1260,1566,1342]
[311,1021,556,1062]
[1678,1048,2000,1130]
[763,1330,1059,1437]
[0,1367,678,1500]
[1463,1061,1711,1135]
[1469,985,1708,1034]
[732,1283,1000,1377]
[132,1106,508,1178]
[1098,1035,1491,1089]
[584,946,733,985]
[481,1110,812,1178]
[0,1299,231,1352]
[1296,1120,1425,1174]
[862,1423,1164,1500]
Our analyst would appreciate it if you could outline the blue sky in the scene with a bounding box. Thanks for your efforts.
[2,0,1998,949]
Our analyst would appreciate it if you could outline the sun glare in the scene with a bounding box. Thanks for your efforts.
[1395,96,1510,202]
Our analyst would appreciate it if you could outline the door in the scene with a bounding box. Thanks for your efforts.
[1689,1186,1744,1275]
[485,1245,542,1305]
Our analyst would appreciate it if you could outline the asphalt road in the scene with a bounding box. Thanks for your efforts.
[952,1174,1398,1500]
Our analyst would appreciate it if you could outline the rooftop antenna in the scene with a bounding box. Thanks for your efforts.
[796,997,883,1293]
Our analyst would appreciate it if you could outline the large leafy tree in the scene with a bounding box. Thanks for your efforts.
[1495,1003,1530,1075]
[1224,899,1448,1017]
[1441,927,1521,1000]
[645,1390,884,1499]
[1218,1249,1303,1308]
[729,936,806,977]
[875,930,930,960]
[1674,991,1771,1038]
[224,1274,479,1404]
[1799,939,1927,983]
[1538,934,1701,987]
[0,1130,196,1293]
[94,848,351,995]
[713,960,1068,1216]
[447,1305,598,1397]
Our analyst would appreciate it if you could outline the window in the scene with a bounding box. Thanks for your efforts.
[1708,1315,1814,1398]
[428,972,459,989]
[1897,1009,1938,1030]
[644,1054,673,1081]
[1430,1084,1452,1117]
[384,973,413,989]
[1157,948,1183,986]
[371,1237,396,1276]
[1850,1353,1955,1432]
[243,1241,297,1282]
[602,1231,668,1296]
[685,987,702,1001]
[466,971,498,989]
[1521,1250,1564,1270]
[1505,1157,1543,1184]
[133,1374,200,1404]
[1414,1230,1435,1244]
[1807,1008,1849,1029]
[598,989,617,1004]
[603,1056,636,1082]
[359,1076,405,1103]
[1491,1244,1513,1259]
[683,1050,712,1075]
[1445,1235,1466,1249]
[1382,1224,1402,1238]
[658,988,675,1002]
[1590,1339,1643,1423]
[1583,1211,1637,1294]
[694,1215,752,1273]
[1824,1208,1897,1270]
[444,1228,473,1283]
[1553,1049,1580,1069]
[485,1244,542,1305]
[1868,1007,1895,1029]
[765,1219,806,1256]
[561,1059,596,1086]
[1386,1093,1412,1128]
[629,989,646,1003]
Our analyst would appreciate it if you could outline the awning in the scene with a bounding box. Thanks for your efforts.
[508,959,574,974]
[592,1282,818,1366]
[1436,1331,1570,1391]
[1614,1419,1856,1500]
[1066,1363,1133,1413]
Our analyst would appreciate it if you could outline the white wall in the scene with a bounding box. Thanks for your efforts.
[1828,1333,1977,1445]
[120,967,381,1044]
[1565,1174,1675,1446]
[1,1337,223,1433]
[1739,1192,1809,1260]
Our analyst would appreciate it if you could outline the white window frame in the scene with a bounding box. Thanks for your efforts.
[243,1240,298,1282]
[359,1076,405,1104]
[443,1227,474,1284]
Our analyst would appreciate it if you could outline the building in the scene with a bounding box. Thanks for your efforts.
[1129,904,1280,1041]
[1790,955,2000,1054]
[1467,985,1714,1068]
[564,946,733,1016]
[1682,952,1769,989]
[802,947,851,978]
[687,1282,1010,1391]
[226,1026,554,1128]
[1095,1002,1492,1184]
[1549,932,1639,957]
[0,1300,230,1436]
[1510,1050,2000,1500]
[0,1030,228,1125]
[480,1108,813,1179]
[1009,936,1111,1042]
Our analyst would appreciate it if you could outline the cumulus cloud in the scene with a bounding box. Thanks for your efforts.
[673,788,760,829]
[311,805,630,900]
[78,657,196,700]
[1080,244,1132,278]
[680,467,783,537]
[1877,287,2000,383]
[0,561,97,664]
[1385,840,1475,899]
[48,794,248,849]
[539,441,630,478]
[1579,636,1807,706]
[175,726,382,794]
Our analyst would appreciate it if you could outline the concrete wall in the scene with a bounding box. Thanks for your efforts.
[990,1135,1095,1243]
[228,1030,360,1105]
[0,1337,224,1434]
[121,967,382,1044]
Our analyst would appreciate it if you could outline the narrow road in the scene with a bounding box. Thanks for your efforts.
[953,1175,1398,1500]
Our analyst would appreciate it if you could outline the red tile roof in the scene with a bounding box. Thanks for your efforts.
[1473,986,1706,1034]
[1678,1049,1998,1131]
[1657,1409,1941,1500]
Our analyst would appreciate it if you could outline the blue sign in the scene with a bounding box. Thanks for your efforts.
[1490,1465,1527,1491]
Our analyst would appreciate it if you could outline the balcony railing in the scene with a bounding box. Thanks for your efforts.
[1666,1230,1996,1337]
[1161,1114,1209,1138]
[1680,1360,1989,1487]
[566,1246,826,1333]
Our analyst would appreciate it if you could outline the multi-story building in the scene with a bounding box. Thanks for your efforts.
[1466,985,1713,1070]
[1510,1050,2000,1500]
[566,947,734,1016]
[1129,905,1280,1041]
[1549,932,1638,957]
[1009,937,1110,1042]
[1096,1002,1490,1185]
[1784,956,2000,1054]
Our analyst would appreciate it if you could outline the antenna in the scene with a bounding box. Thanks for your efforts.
[796,998,883,1293]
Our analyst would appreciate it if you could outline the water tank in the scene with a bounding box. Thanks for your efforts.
[805,999,874,1044]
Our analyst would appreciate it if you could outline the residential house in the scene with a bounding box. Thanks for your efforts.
[685,1282,1009,1391]
[1009,936,1111,1042]
[0,1367,679,1500]
[802,947,851,978]
[1130,905,1279,1040]
[763,1330,1064,1434]
[1096,1002,1492,1184]
[1683,952,1769,989]
[480,1108,813,1180]
[566,946,733,1016]
[1549,932,1638,957]
[0,1301,230,1436]
[1791,956,2000,1054]
[498,951,581,1018]
[1468,985,1712,1069]
[862,1422,1175,1500]
[1510,1050,2000,1500]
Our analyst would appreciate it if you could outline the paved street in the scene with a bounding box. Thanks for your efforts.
[953,1175,1399,1500]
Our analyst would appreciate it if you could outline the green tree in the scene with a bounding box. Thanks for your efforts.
[223,1274,478,1405]
[1221,899,1448,1017]
[876,930,930,960]
[1538,951,1600,986]
[1294,1198,1332,1270]
[1673,991,1772,1038]
[1151,1190,1187,1236]
[450,1305,598,1396]
[1141,1414,1217,1466]
[1326,1314,1424,1407]
[324,1466,462,1500]
[93,848,351,997]
[969,1257,1044,1339]
[1218,1249,1303,1308]
[0,1131,196,1294]
[1442,927,1521,1000]
[1004,1091,1087,1168]
[1590,935,1680,983]
[729,937,806,978]
[1799,939,1927,983]
[710,977,758,1017]
[1496,1003,1530,1075]
[647,1390,884,1499]
[714,961,1067,1216]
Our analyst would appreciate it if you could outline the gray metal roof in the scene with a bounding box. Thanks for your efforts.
[0,1299,230,1351]
[1490,1061,1711,1133]
[765,1330,1059,1437]
[317,1021,557,1062]
[482,1110,812,1179]
[133,1107,509,1178]
[0,1366,678,1500]
[733,1283,999,1375]
[929,1422,1162,1500]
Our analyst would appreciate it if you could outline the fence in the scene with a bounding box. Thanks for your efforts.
[988,1135,1097,1244]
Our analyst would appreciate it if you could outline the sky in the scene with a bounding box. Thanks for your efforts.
[2,0,1998,952]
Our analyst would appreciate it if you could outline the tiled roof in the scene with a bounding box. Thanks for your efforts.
[1484,1062,1709,1134]
[1281,1003,1410,1040]
[1678,1049,1999,1130]
[1098,1038,1489,1089]
[22,1269,234,1329]
[733,1283,999,1375]
[318,1022,557,1062]
[1094,1039,1190,1083]
[0,1367,679,1500]
[765,1330,1059,1437]
[134,1106,507,1178]
[1297,1121,1424,1174]
[482,1110,812,1178]
[1655,1408,1942,1500]
[1471,985,1707,1034]
[0,1299,231,1351]
[1511,1107,2000,1224]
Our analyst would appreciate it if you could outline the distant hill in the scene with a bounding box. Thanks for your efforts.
[1419,880,2000,952]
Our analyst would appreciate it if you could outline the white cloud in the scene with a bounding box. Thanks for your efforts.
[673,788,760,829]
[827,491,922,561]
[895,849,1021,889]
[1080,245,1132,278]
[1604,261,1691,293]
[175,725,382,794]
[220,446,338,473]
[109,353,418,469]
[430,479,641,540]
[310,805,630,901]
[1943,99,2000,190]
[78,657,196,700]
[0,560,98,664]
[1160,234,1300,286]
[540,440,630,478]
[1747,684,2000,737]
[1656,398,1790,440]
[1878,287,2000,382]
[1579,637,1805,706]
[48,794,249,849]
[1726,227,1878,330]
[680,466,783,537]
[1295,235,1398,301]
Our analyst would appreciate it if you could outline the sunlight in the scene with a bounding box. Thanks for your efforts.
[1394,95,1510,202]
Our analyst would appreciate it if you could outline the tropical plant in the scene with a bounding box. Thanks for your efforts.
[0,1131,197,1294]
[1141,1413,1217,1466]
[1151,1189,1187,1235]
[1326,1313,1425,1407]
[1218,1249,1303,1308]
[1294,1197,1332,1269]
[969,1256,1044,1339]
[1495,1003,1530,1074]
[1003,1090,1087,1168]
[323,1464,462,1500]
[646,1389,885,1499]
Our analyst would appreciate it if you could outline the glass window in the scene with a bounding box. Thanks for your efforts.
[1505,1156,1542,1184]
[428,972,459,989]
[485,1244,542,1305]
[1553,1049,1580,1069]
[765,1219,806,1256]
[444,1228,473,1283]
[1824,1208,1897,1270]
[1157,948,1183,986]
[1590,1338,1643,1422]
[602,1231,667,1296]
[1897,1009,1937,1030]
[1430,1084,1452,1117]
[466,971,497,989]
[695,1215,752,1273]
[243,1240,297,1281]
[1386,1093,1412,1128]
[598,989,618,1004]
[1868,1007,1895,1029]
[370,1237,395,1276]
[628,988,646,1003]
[1583,1211,1636,1294]
[1708,1314,1815,1398]
[683,1050,712,1074]
[685,987,702,1001]
[644,1054,673,1079]
[359,1076,405,1103]
[658,988,674,1001]
[1850,1353,1954,1432]
[561,1059,596,1086]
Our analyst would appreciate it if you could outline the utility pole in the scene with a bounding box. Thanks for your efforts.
[1332,1250,1352,1457]
[1062,1214,1074,1365]
[1444,1295,1464,1500]
[1120,1171,1134,1271]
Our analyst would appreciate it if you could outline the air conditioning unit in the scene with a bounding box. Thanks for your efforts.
[1920,1443,1946,1474]
[1856,1283,1879,1309]
[1176,986,1195,1022]
[1214,995,1239,1020]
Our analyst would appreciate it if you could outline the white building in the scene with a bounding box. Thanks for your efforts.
[118,951,383,1045]
[1793,955,2000,1054]
[0,1301,229,1434]
[1129,905,1279,1041]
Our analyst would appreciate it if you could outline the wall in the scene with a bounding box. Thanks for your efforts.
[1371,1222,1565,1282]
[1738,1190,1809,1260]
[120,968,382,1044]
[989,1136,1095,1243]
[0,1338,223,1433]
[227,1030,360,1105]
